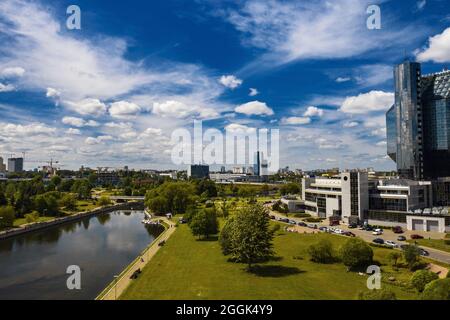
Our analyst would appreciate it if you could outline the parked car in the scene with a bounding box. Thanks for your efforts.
[334,229,344,234]
[348,223,357,229]
[419,248,429,256]
[385,240,398,248]
[372,229,383,235]
[289,220,297,225]
[411,234,424,240]
[178,217,187,224]
[343,231,356,237]
[318,226,328,232]
[307,223,318,229]
[392,226,404,234]
[373,238,385,244]
[269,215,276,220]
[279,218,290,223]
[397,235,407,241]
[297,222,307,227]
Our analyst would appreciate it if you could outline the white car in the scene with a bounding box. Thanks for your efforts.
[334,229,344,234]
[372,229,383,235]
[385,240,398,248]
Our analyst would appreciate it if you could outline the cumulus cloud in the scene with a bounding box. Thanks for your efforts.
[281,116,311,125]
[85,135,114,145]
[0,83,15,92]
[152,100,219,119]
[109,101,141,119]
[416,27,450,63]
[339,91,394,114]
[66,128,81,135]
[0,122,56,136]
[1,67,25,78]
[225,123,256,134]
[336,77,351,83]
[219,75,243,89]
[62,98,107,117]
[234,101,274,116]
[62,117,99,128]
[249,88,259,96]
[303,106,324,117]
[46,87,61,98]
[343,121,359,128]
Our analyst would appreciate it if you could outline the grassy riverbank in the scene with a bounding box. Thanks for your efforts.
[121,223,418,300]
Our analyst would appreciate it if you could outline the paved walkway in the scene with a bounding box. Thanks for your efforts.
[98,217,177,300]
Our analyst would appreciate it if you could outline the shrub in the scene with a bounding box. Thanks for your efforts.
[422,278,450,300]
[24,211,40,224]
[98,196,112,206]
[411,270,439,292]
[340,238,373,270]
[293,213,311,218]
[358,289,397,300]
[304,217,323,223]
[403,245,421,270]
[307,239,335,263]
[387,251,402,267]
[0,206,15,228]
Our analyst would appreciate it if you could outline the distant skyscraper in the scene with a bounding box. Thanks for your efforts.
[253,151,261,176]
[187,164,209,179]
[0,157,6,172]
[8,157,24,173]
[386,61,450,179]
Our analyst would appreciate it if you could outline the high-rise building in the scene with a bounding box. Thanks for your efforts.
[7,157,24,173]
[0,157,6,172]
[387,61,450,179]
[253,151,261,176]
[187,164,209,179]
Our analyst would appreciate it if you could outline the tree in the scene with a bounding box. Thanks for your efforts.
[219,203,274,270]
[196,179,217,198]
[411,270,439,292]
[0,190,7,206]
[280,183,300,196]
[422,278,450,300]
[98,196,112,206]
[307,239,335,263]
[189,208,218,239]
[147,195,169,215]
[219,216,236,255]
[145,182,195,215]
[403,245,421,269]
[51,175,62,188]
[24,211,40,224]
[387,251,402,268]
[34,193,59,216]
[59,193,78,211]
[339,238,373,270]
[0,206,15,228]
[358,289,397,300]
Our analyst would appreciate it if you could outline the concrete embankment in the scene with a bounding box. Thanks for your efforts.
[0,201,144,240]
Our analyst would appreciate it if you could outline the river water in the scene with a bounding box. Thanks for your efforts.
[0,210,163,300]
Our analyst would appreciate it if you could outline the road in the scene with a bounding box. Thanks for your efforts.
[268,208,450,265]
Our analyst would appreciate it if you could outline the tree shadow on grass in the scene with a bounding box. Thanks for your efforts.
[197,235,219,242]
[248,265,305,278]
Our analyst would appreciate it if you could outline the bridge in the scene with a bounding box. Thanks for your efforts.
[93,195,145,201]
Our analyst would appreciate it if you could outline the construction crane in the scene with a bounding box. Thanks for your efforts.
[25,158,63,177]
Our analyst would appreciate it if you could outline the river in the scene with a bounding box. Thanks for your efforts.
[0,210,163,300]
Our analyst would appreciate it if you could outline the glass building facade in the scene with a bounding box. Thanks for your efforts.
[387,61,450,179]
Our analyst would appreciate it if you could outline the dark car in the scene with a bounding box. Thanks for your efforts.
[392,226,404,234]
[372,238,384,244]
[269,215,276,220]
[411,234,424,240]
[419,248,429,256]
[348,223,357,229]
[343,231,356,237]
[298,221,307,227]
[397,235,407,241]
[280,218,290,223]
[289,220,297,225]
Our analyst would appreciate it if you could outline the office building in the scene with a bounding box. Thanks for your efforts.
[7,157,24,173]
[253,151,261,176]
[302,171,369,224]
[0,157,6,172]
[387,61,450,179]
[187,164,209,179]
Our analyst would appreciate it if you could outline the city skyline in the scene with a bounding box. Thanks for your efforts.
[1,0,450,171]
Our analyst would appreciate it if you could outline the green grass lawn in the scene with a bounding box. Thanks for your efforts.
[13,216,55,227]
[121,224,418,300]
[408,238,450,253]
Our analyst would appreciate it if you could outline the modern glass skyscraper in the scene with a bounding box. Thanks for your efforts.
[387,61,450,179]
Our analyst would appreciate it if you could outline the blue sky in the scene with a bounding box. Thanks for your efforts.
[0,0,450,171]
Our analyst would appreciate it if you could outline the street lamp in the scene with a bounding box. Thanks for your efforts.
[113,275,119,300]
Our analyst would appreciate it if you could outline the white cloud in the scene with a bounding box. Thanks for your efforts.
[234,100,274,116]
[343,121,359,128]
[249,88,259,96]
[339,91,394,114]
[104,122,133,130]
[1,67,25,78]
[353,64,393,87]
[376,141,387,146]
[62,117,99,128]
[225,0,420,66]
[66,128,81,135]
[0,122,56,136]
[303,106,324,117]
[85,135,114,145]
[336,77,351,83]
[46,87,61,98]
[416,27,450,63]
[109,101,141,119]
[281,116,311,125]
[219,75,243,89]
[0,83,15,92]
[152,100,219,119]
[225,123,256,134]
[416,0,426,11]
[62,98,107,116]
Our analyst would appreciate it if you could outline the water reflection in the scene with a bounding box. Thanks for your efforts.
[0,211,163,300]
